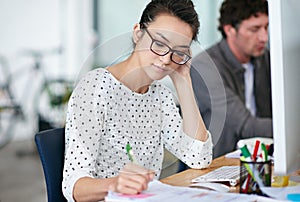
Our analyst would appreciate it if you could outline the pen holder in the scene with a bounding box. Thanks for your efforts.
[239,159,272,195]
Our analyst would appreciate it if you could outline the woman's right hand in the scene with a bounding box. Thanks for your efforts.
[109,162,155,195]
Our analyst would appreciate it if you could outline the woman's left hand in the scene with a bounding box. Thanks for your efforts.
[169,62,191,83]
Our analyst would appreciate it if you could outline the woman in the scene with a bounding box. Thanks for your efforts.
[62,0,212,201]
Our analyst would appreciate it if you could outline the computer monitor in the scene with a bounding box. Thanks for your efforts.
[268,0,300,175]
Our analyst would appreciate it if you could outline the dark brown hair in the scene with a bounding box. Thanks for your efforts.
[218,0,268,38]
[139,0,200,41]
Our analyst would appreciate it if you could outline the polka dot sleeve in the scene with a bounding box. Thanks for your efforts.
[160,86,213,169]
[62,70,106,201]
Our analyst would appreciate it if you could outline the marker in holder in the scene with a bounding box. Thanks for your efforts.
[240,159,272,195]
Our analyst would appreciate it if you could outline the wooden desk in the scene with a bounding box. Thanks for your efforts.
[161,156,241,192]
[161,155,300,192]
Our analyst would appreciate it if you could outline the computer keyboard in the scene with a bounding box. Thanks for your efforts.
[191,166,247,186]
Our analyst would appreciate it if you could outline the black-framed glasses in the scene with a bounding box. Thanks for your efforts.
[143,26,191,65]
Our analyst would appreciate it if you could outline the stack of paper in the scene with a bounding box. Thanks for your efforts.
[105,180,282,202]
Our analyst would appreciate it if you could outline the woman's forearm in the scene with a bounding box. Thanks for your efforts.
[172,75,208,142]
[73,177,117,202]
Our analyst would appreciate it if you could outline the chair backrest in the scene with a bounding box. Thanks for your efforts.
[35,128,67,202]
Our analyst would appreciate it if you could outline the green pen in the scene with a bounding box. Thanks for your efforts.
[261,143,268,161]
[126,143,137,164]
[238,142,253,161]
[240,156,255,179]
[261,143,271,186]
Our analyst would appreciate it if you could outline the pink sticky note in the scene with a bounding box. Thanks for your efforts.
[117,193,155,199]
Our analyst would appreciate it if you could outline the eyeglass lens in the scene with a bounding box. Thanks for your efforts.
[151,41,189,65]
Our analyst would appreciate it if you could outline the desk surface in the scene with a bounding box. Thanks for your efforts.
[161,156,240,192]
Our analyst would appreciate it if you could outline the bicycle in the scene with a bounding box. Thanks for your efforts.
[0,48,73,150]
[0,56,24,149]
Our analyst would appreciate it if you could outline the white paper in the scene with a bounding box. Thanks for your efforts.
[261,185,300,201]
[225,150,241,159]
[105,180,284,202]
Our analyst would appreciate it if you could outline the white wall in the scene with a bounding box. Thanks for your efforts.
[195,0,223,49]
[0,0,61,56]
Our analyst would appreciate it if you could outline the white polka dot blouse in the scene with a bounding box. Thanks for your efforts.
[62,68,212,201]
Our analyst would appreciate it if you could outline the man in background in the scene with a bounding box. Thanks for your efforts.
[191,0,272,158]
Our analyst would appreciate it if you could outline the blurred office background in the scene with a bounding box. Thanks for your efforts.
[0,1,222,201]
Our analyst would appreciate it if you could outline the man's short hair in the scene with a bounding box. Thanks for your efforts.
[218,0,268,38]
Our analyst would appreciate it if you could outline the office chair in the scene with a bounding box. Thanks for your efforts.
[35,128,67,202]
